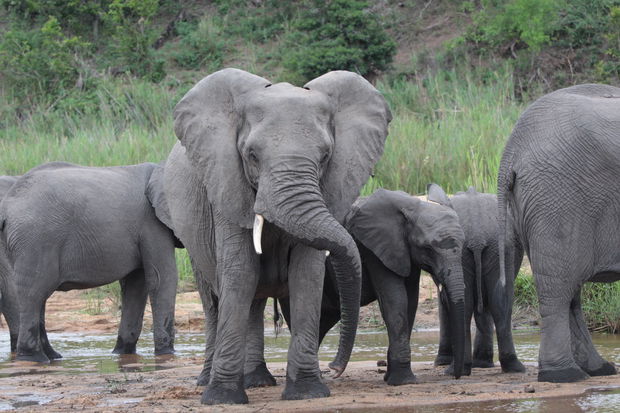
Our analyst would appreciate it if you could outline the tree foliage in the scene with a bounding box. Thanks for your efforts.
[282,0,396,82]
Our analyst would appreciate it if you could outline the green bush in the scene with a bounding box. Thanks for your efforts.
[0,16,89,104]
[282,0,396,82]
[105,0,165,82]
[215,0,297,42]
[173,17,227,71]
[466,0,563,52]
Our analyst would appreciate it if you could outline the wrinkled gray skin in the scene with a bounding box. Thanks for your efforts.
[0,162,179,362]
[427,184,525,375]
[164,68,390,404]
[298,189,467,384]
[1,174,65,359]
[498,84,620,383]
[0,175,21,352]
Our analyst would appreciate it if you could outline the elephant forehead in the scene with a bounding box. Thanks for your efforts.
[245,83,332,113]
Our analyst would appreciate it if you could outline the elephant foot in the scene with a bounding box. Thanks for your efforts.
[16,350,49,363]
[44,347,63,360]
[154,346,175,356]
[472,358,495,369]
[499,354,526,373]
[384,368,417,386]
[282,374,330,401]
[244,362,276,388]
[583,361,617,377]
[443,362,471,377]
[434,354,453,366]
[201,380,248,405]
[112,336,137,355]
[197,367,210,386]
[538,366,589,383]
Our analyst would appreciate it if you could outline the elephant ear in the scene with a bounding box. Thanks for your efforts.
[173,68,272,229]
[146,163,173,230]
[345,189,412,277]
[427,183,453,208]
[305,71,392,223]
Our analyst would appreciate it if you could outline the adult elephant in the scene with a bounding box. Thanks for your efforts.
[164,68,391,404]
[297,189,466,384]
[498,84,620,382]
[0,162,179,362]
[427,184,525,374]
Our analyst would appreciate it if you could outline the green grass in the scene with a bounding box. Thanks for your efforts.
[374,66,523,195]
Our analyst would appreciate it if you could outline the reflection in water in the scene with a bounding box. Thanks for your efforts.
[0,329,618,375]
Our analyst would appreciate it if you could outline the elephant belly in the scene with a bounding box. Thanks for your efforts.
[58,243,141,289]
[590,270,620,283]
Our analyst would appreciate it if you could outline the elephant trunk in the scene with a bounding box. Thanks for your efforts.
[442,261,465,379]
[254,163,361,377]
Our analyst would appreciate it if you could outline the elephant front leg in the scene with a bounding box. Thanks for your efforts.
[569,289,617,377]
[196,279,217,386]
[113,270,147,354]
[244,298,276,388]
[202,221,259,405]
[282,246,330,401]
[369,256,417,386]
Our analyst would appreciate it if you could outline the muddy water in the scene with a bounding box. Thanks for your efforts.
[0,329,617,374]
[365,387,620,413]
[0,329,618,411]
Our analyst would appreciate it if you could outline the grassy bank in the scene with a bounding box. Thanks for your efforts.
[2,68,619,332]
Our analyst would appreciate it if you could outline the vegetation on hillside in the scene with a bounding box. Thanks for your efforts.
[1,0,620,332]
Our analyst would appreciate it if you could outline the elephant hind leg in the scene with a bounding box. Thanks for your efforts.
[569,289,617,377]
[113,270,147,355]
[39,303,62,360]
[535,270,589,383]
[472,311,495,368]
[244,298,276,389]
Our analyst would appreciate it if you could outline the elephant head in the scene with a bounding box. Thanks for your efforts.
[173,68,392,376]
[345,189,467,378]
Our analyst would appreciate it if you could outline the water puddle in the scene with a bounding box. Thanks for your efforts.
[0,329,618,375]
[0,329,617,411]
[375,386,620,413]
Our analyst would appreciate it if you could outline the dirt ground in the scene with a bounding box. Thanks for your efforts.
[0,275,618,412]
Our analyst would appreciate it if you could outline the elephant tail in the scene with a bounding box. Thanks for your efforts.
[473,248,484,314]
[497,146,516,291]
[273,298,283,337]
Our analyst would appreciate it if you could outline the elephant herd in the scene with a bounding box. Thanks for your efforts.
[0,69,618,405]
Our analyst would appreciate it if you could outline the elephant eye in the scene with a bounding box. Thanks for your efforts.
[248,150,258,164]
[320,151,330,165]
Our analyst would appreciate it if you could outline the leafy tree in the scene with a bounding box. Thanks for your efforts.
[466,0,563,52]
[105,0,165,81]
[282,0,396,82]
[0,16,89,103]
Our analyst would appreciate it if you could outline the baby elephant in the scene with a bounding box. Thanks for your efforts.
[427,184,525,374]
[0,162,179,362]
[314,188,467,384]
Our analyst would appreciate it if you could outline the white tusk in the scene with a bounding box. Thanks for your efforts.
[253,214,264,255]
[325,250,330,257]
